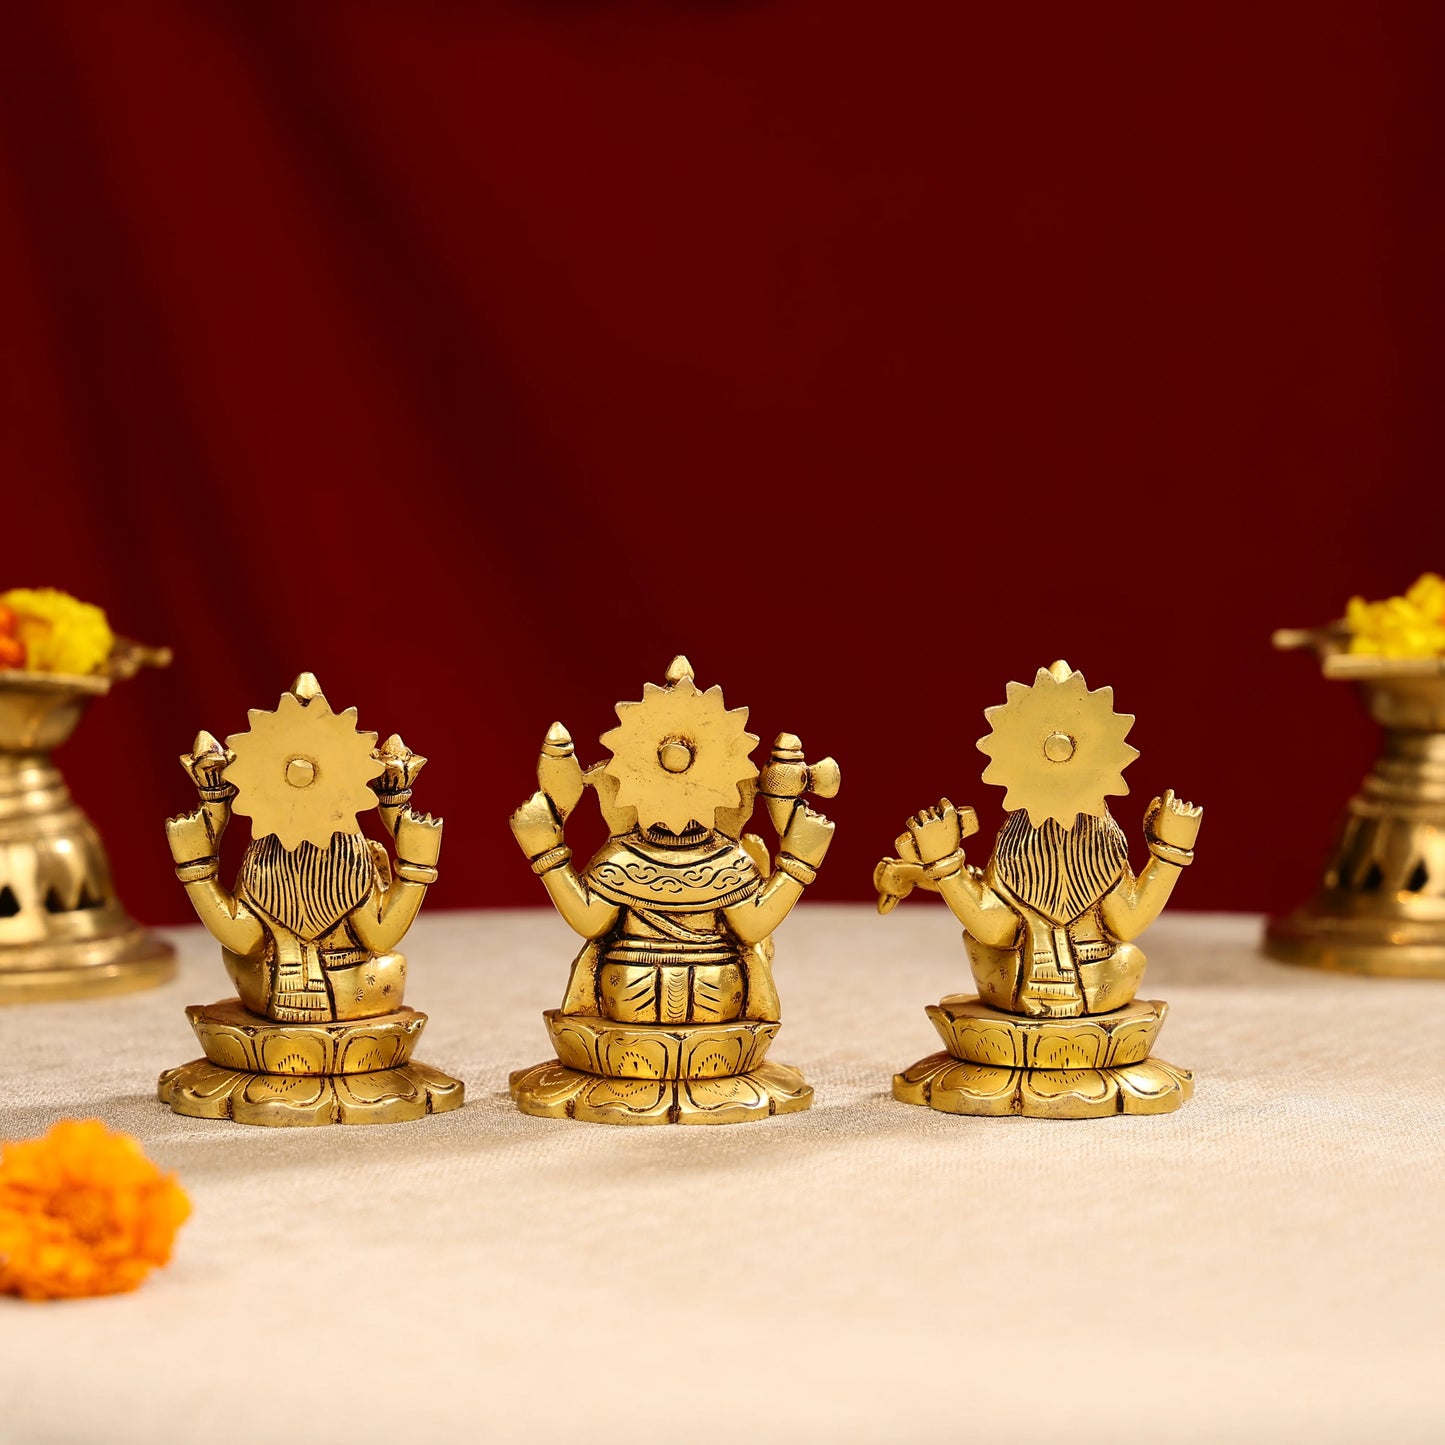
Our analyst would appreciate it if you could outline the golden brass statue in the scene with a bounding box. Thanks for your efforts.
[157,674,463,1126]
[509,656,837,1125]
[877,661,1201,1118]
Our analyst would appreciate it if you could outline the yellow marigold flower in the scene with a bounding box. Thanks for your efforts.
[1345,572,1445,658]
[0,1119,190,1301]
[1405,571,1445,619]
[0,588,115,676]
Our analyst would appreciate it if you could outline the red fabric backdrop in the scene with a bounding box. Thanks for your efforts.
[2,1,1442,925]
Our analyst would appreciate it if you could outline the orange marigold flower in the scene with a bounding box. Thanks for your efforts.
[0,603,23,669]
[0,1119,190,1301]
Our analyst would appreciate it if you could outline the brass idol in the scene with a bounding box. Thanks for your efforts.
[157,674,462,1126]
[877,661,1201,1118]
[509,656,837,1125]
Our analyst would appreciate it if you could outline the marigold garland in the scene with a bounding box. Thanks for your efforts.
[0,1119,190,1301]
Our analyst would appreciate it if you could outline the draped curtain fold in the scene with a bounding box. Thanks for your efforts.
[2,0,1441,921]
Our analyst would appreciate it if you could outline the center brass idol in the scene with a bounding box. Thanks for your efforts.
[157,674,462,1126]
[877,661,1201,1118]
[508,656,837,1125]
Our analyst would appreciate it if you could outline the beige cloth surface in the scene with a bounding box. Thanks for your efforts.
[1,906,1442,1445]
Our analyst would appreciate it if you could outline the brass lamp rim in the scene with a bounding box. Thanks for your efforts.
[1321,655,1445,682]
[0,670,113,697]
[1272,624,1445,680]
[0,637,173,696]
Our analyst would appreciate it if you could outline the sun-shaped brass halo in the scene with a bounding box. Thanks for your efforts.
[224,673,385,850]
[976,660,1139,828]
[600,656,760,834]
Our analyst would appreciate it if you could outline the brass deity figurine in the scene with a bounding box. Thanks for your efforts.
[509,656,837,1125]
[877,661,1202,1118]
[158,674,463,1126]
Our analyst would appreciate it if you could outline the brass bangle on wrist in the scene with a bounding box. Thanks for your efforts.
[775,852,817,886]
[923,848,965,882]
[530,844,572,876]
[1148,838,1194,867]
[394,858,439,885]
[174,856,219,884]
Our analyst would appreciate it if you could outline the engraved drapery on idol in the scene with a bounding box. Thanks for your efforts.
[587,837,762,912]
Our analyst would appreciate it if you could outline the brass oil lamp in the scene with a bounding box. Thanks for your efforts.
[0,640,174,1002]
[1266,627,1445,976]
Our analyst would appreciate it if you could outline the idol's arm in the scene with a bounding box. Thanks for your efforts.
[1100,791,1203,941]
[510,791,619,939]
[896,799,1020,948]
[725,803,833,945]
[349,808,442,953]
[165,803,265,957]
[539,864,620,940]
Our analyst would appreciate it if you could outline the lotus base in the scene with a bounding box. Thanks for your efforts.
[510,1010,812,1125]
[894,994,1193,1118]
[157,998,463,1126]
[510,1057,811,1125]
